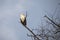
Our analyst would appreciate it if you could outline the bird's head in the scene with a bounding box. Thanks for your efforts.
[20,13,26,22]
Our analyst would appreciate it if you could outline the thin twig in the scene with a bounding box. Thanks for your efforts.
[23,25,40,40]
[44,15,60,28]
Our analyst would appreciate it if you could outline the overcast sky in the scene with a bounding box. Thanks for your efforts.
[0,0,59,40]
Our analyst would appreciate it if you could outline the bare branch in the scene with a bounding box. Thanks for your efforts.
[44,15,60,28]
[24,25,41,40]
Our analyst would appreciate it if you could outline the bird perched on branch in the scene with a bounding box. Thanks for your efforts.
[20,13,27,26]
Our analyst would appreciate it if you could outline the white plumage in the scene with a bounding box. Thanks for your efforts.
[20,14,26,22]
[20,13,26,26]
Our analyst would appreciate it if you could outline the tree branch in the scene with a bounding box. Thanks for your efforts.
[24,25,40,40]
[44,15,60,28]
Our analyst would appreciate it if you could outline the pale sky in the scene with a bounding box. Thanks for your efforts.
[0,0,59,40]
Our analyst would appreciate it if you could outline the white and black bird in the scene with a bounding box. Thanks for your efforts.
[20,13,27,26]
